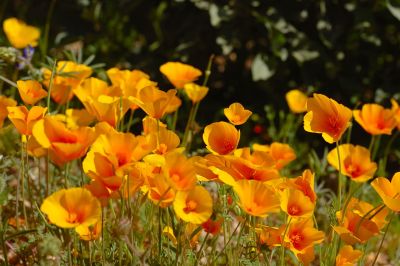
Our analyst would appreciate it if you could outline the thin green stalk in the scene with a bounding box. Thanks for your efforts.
[371,211,394,266]
[195,232,209,265]
[0,75,17,88]
[126,109,135,132]
[41,0,57,58]
[379,131,399,176]
[371,135,381,161]
[354,204,384,234]
[20,138,28,228]
[280,217,292,266]
[47,59,57,114]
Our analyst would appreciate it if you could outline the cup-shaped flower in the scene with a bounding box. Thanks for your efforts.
[286,89,308,113]
[353,103,396,135]
[147,173,176,208]
[16,80,47,105]
[32,116,95,166]
[285,219,324,265]
[233,180,280,217]
[224,102,252,125]
[163,152,197,191]
[42,61,92,104]
[280,169,316,203]
[334,198,388,244]
[7,106,47,136]
[40,188,101,234]
[336,245,363,266]
[253,142,296,170]
[130,86,177,119]
[184,83,209,103]
[173,185,213,224]
[160,62,202,88]
[3,18,40,49]
[280,188,315,218]
[203,121,240,155]
[0,96,17,128]
[328,144,377,182]
[304,93,352,143]
[152,127,180,155]
[371,172,400,212]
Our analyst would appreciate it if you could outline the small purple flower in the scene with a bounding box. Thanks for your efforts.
[17,45,35,70]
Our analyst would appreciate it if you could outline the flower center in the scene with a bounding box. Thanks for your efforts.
[288,205,301,216]
[289,232,304,249]
[183,200,198,213]
[66,212,79,223]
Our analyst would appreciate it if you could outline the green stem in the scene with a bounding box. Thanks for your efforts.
[21,139,28,228]
[41,0,57,58]
[371,211,394,266]
[0,75,17,88]
[280,217,292,266]
[47,59,57,114]
[379,131,399,176]
[195,232,209,265]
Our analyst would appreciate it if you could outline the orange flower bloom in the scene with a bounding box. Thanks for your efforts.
[253,142,296,170]
[280,188,315,218]
[16,80,47,105]
[130,86,177,119]
[7,106,47,136]
[285,219,324,265]
[173,185,213,224]
[353,103,396,135]
[327,144,376,182]
[147,173,176,208]
[32,116,95,166]
[224,102,252,125]
[233,180,280,217]
[202,218,223,235]
[42,61,92,104]
[142,116,167,134]
[163,152,197,191]
[184,83,209,103]
[40,188,101,234]
[280,169,316,203]
[3,17,40,49]
[336,245,363,266]
[0,96,17,128]
[390,98,400,130]
[304,93,352,143]
[334,198,388,244]
[286,89,308,113]
[160,62,202,88]
[203,121,240,155]
[59,108,95,129]
[76,221,102,241]
[371,172,400,212]
[152,127,181,155]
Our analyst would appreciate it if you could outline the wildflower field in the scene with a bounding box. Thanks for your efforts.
[1,1,400,266]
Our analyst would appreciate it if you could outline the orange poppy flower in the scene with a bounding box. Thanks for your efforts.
[233,179,280,217]
[0,96,17,128]
[42,61,92,104]
[147,173,176,208]
[32,116,95,166]
[224,102,252,125]
[7,106,47,136]
[3,17,40,49]
[40,187,101,233]
[202,218,223,235]
[173,185,213,224]
[184,83,209,103]
[203,121,240,155]
[285,218,324,265]
[334,198,388,244]
[142,116,167,134]
[285,89,308,113]
[163,152,197,191]
[304,93,352,143]
[160,62,202,88]
[336,245,363,266]
[280,169,316,203]
[353,103,396,135]
[16,80,47,105]
[75,221,102,241]
[152,127,181,155]
[390,98,400,130]
[280,188,315,218]
[61,108,95,129]
[327,144,377,182]
[371,172,400,212]
[130,86,177,119]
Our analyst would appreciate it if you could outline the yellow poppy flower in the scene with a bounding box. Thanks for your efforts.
[371,172,400,212]
[184,83,209,103]
[142,116,167,134]
[7,106,47,136]
[285,89,308,113]
[163,152,197,191]
[233,179,280,217]
[353,103,396,135]
[16,80,47,105]
[160,62,202,88]
[173,185,213,224]
[336,245,363,266]
[40,188,101,233]
[42,61,92,104]
[3,17,40,49]
[147,173,176,208]
[75,221,102,241]
[304,93,352,143]
[130,86,177,119]
[224,102,252,125]
[63,108,95,129]
[32,116,95,166]
[327,144,376,182]
[203,121,240,155]
[0,95,17,128]
[280,188,315,218]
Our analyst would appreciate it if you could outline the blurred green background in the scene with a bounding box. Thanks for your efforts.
[2,0,400,147]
